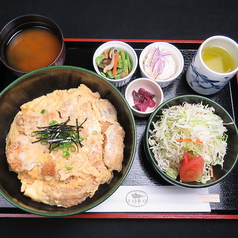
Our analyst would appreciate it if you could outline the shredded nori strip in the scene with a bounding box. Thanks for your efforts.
[32,116,87,152]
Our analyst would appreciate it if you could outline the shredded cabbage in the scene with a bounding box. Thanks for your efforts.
[148,102,229,183]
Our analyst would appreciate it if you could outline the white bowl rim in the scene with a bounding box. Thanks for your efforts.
[139,42,184,83]
[125,77,164,115]
[93,40,138,83]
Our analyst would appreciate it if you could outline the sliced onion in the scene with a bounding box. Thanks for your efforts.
[149,47,171,77]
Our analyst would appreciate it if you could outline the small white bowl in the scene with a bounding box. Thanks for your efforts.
[93,41,138,87]
[139,42,184,88]
[125,78,164,117]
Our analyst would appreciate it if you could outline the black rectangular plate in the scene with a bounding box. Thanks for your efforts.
[0,40,237,216]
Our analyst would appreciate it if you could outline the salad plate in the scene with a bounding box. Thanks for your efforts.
[144,95,238,188]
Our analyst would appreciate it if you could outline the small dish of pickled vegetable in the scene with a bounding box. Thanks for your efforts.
[125,78,164,117]
[139,42,184,88]
[93,41,138,87]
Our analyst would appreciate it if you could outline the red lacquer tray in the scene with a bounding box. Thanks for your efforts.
[0,39,237,219]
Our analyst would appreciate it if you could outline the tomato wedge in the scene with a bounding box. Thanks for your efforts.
[179,151,205,182]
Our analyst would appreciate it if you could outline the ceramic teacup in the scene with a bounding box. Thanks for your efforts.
[186,35,238,95]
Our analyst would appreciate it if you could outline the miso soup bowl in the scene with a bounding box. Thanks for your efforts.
[0,14,66,77]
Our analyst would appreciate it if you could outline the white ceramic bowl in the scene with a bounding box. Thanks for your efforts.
[139,42,184,88]
[125,78,164,117]
[93,41,138,87]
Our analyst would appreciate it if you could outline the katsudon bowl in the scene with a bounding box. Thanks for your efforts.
[0,66,136,216]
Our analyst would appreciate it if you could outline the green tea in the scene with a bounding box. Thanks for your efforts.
[202,45,236,73]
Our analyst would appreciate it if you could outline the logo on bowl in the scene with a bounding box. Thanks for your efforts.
[126,190,148,207]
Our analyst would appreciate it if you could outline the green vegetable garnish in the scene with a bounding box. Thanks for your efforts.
[32,116,87,158]
[41,109,46,114]
[49,120,58,126]
[92,130,97,135]
[66,166,74,170]
[62,150,71,158]
[166,168,178,180]
[96,47,132,79]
